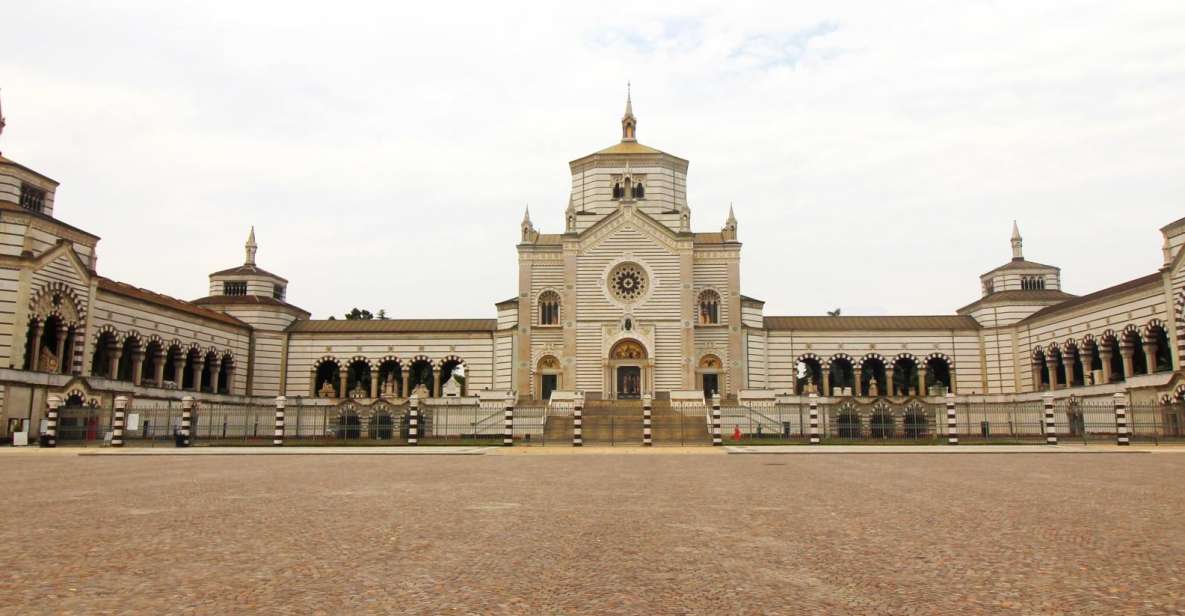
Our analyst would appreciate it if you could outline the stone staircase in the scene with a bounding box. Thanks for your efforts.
[539,399,710,445]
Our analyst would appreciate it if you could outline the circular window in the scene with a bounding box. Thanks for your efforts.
[609,262,648,303]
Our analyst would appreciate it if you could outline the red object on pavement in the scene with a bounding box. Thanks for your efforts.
[732,426,742,441]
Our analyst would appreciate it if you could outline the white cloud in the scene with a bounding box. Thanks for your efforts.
[2,1,1182,319]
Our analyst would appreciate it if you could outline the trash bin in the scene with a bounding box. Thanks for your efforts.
[39,434,50,447]
[174,430,185,447]
[980,421,990,438]
[782,421,791,437]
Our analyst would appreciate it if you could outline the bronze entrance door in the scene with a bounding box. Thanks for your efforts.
[702,373,719,399]
[617,366,641,399]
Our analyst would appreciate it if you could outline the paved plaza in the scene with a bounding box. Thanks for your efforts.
[2,448,1185,614]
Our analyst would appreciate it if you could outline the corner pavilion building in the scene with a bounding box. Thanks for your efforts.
[0,95,1183,443]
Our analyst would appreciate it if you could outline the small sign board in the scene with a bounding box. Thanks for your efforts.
[126,413,140,432]
[12,432,27,447]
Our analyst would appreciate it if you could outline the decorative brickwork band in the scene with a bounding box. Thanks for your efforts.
[711,394,722,446]
[572,397,583,447]
[180,396,194,448]
[808,394,820,445]
[274,396,286,446]
[44,395,61,448]
[642,394,653,446]
[408,397,420,445]
[1113,392,1129,446]
[945,392,958,445]
[1043,394,1057,445]
[503,399,514,446]
[112,395,127,447]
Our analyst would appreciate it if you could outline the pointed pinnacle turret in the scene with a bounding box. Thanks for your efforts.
[621,83,637,142]
[245,226,258,266]
[1010,220,1023,260]
[522,205,532,225]
[727,204,737,224]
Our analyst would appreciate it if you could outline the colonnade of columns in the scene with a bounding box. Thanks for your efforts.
[1034,335,1164,391]
[311,361,449,399]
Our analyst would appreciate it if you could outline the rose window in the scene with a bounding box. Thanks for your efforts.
[609,263,647,303]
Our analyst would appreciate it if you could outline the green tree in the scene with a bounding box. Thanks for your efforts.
[345,308,374,320]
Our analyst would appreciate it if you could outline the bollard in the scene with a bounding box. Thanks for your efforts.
[572,396,583,447]
[711,394,722,446]
[1113,392,1129,446]
[945,392,958,445]
[408,397,420,445]
[503,398,514,446]
[180,396,194,447]
[642,394,652,446]
[808,393,820,445]
[274,396,286,446]
[1043,393,1057,445]
[112,395,128,448]
[44,395,61,448]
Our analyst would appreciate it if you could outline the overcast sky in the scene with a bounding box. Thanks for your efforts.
[3,2,1183,319]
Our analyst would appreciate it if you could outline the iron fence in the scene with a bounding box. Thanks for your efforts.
[720,403,811,444]
[818,400,943,443]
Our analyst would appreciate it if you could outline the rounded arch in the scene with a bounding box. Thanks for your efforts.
[609,339,648,360]
[1142,319,1174,373]
[696,288,722,325]
[312,356,342,398]
[439,354,466,395]
[891,353,921,397]
[376,356,403,397]
[858,353,887,397]
[795,353,825,395]
[28,281,86,325]
[827,353,856,396]
[923,353,953,394]
[334,401,362,439]
[537,289,562,326]
[90,326,122,378]
[344,356,373,398]
[93,324,123,346]
[117,333,144,382]
[407,355,434,395]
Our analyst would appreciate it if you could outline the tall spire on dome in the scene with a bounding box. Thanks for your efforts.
[245,226,258,266]
[1010,220,1023,260]
[621,82,637,142]
[522,204,532,225]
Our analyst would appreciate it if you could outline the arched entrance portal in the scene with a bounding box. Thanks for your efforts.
[607,339,649,400]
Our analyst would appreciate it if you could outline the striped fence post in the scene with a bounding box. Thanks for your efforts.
[572,396,583,447]
[1113,392,1129,446]
[503,398,514,446]
[945,392,958,445]
[112,396,127,448]
[711,394,722,446]
[1043,393,1057,445]
[274,396,286,446]
[44,395,61,448]
[180,396,194,447]
[642,394,653,446]
[408,397,420,445]
[808,393,820,445]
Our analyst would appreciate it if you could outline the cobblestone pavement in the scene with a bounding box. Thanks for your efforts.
[2,450,1184,615]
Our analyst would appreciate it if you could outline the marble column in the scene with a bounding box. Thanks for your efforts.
[154,351,167,386]
[210,361,221,394]
[1032,362,1043,392]
[107,344,123,380]
[821,371,831,397]
[1099,346,1113,384]
[369,372,379,399]
[339,371,348,399]
[54,322,69,373]
[1045,355,1059,390]
[1119,343,1135,381]
[29,320,44,371]
[173,358,186,387]
[432,367,441,398]
[885,367,895,396]
[191,356,205,392]
[1142,340,1158,375]
[917,370,926,397]
[131,350,145,386]
[1062,348,1076,388]
[853,366,863,397]
[401,366,410,398]
[1078,346,1092,385]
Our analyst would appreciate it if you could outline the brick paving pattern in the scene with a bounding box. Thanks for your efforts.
[2,450,1184,614]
